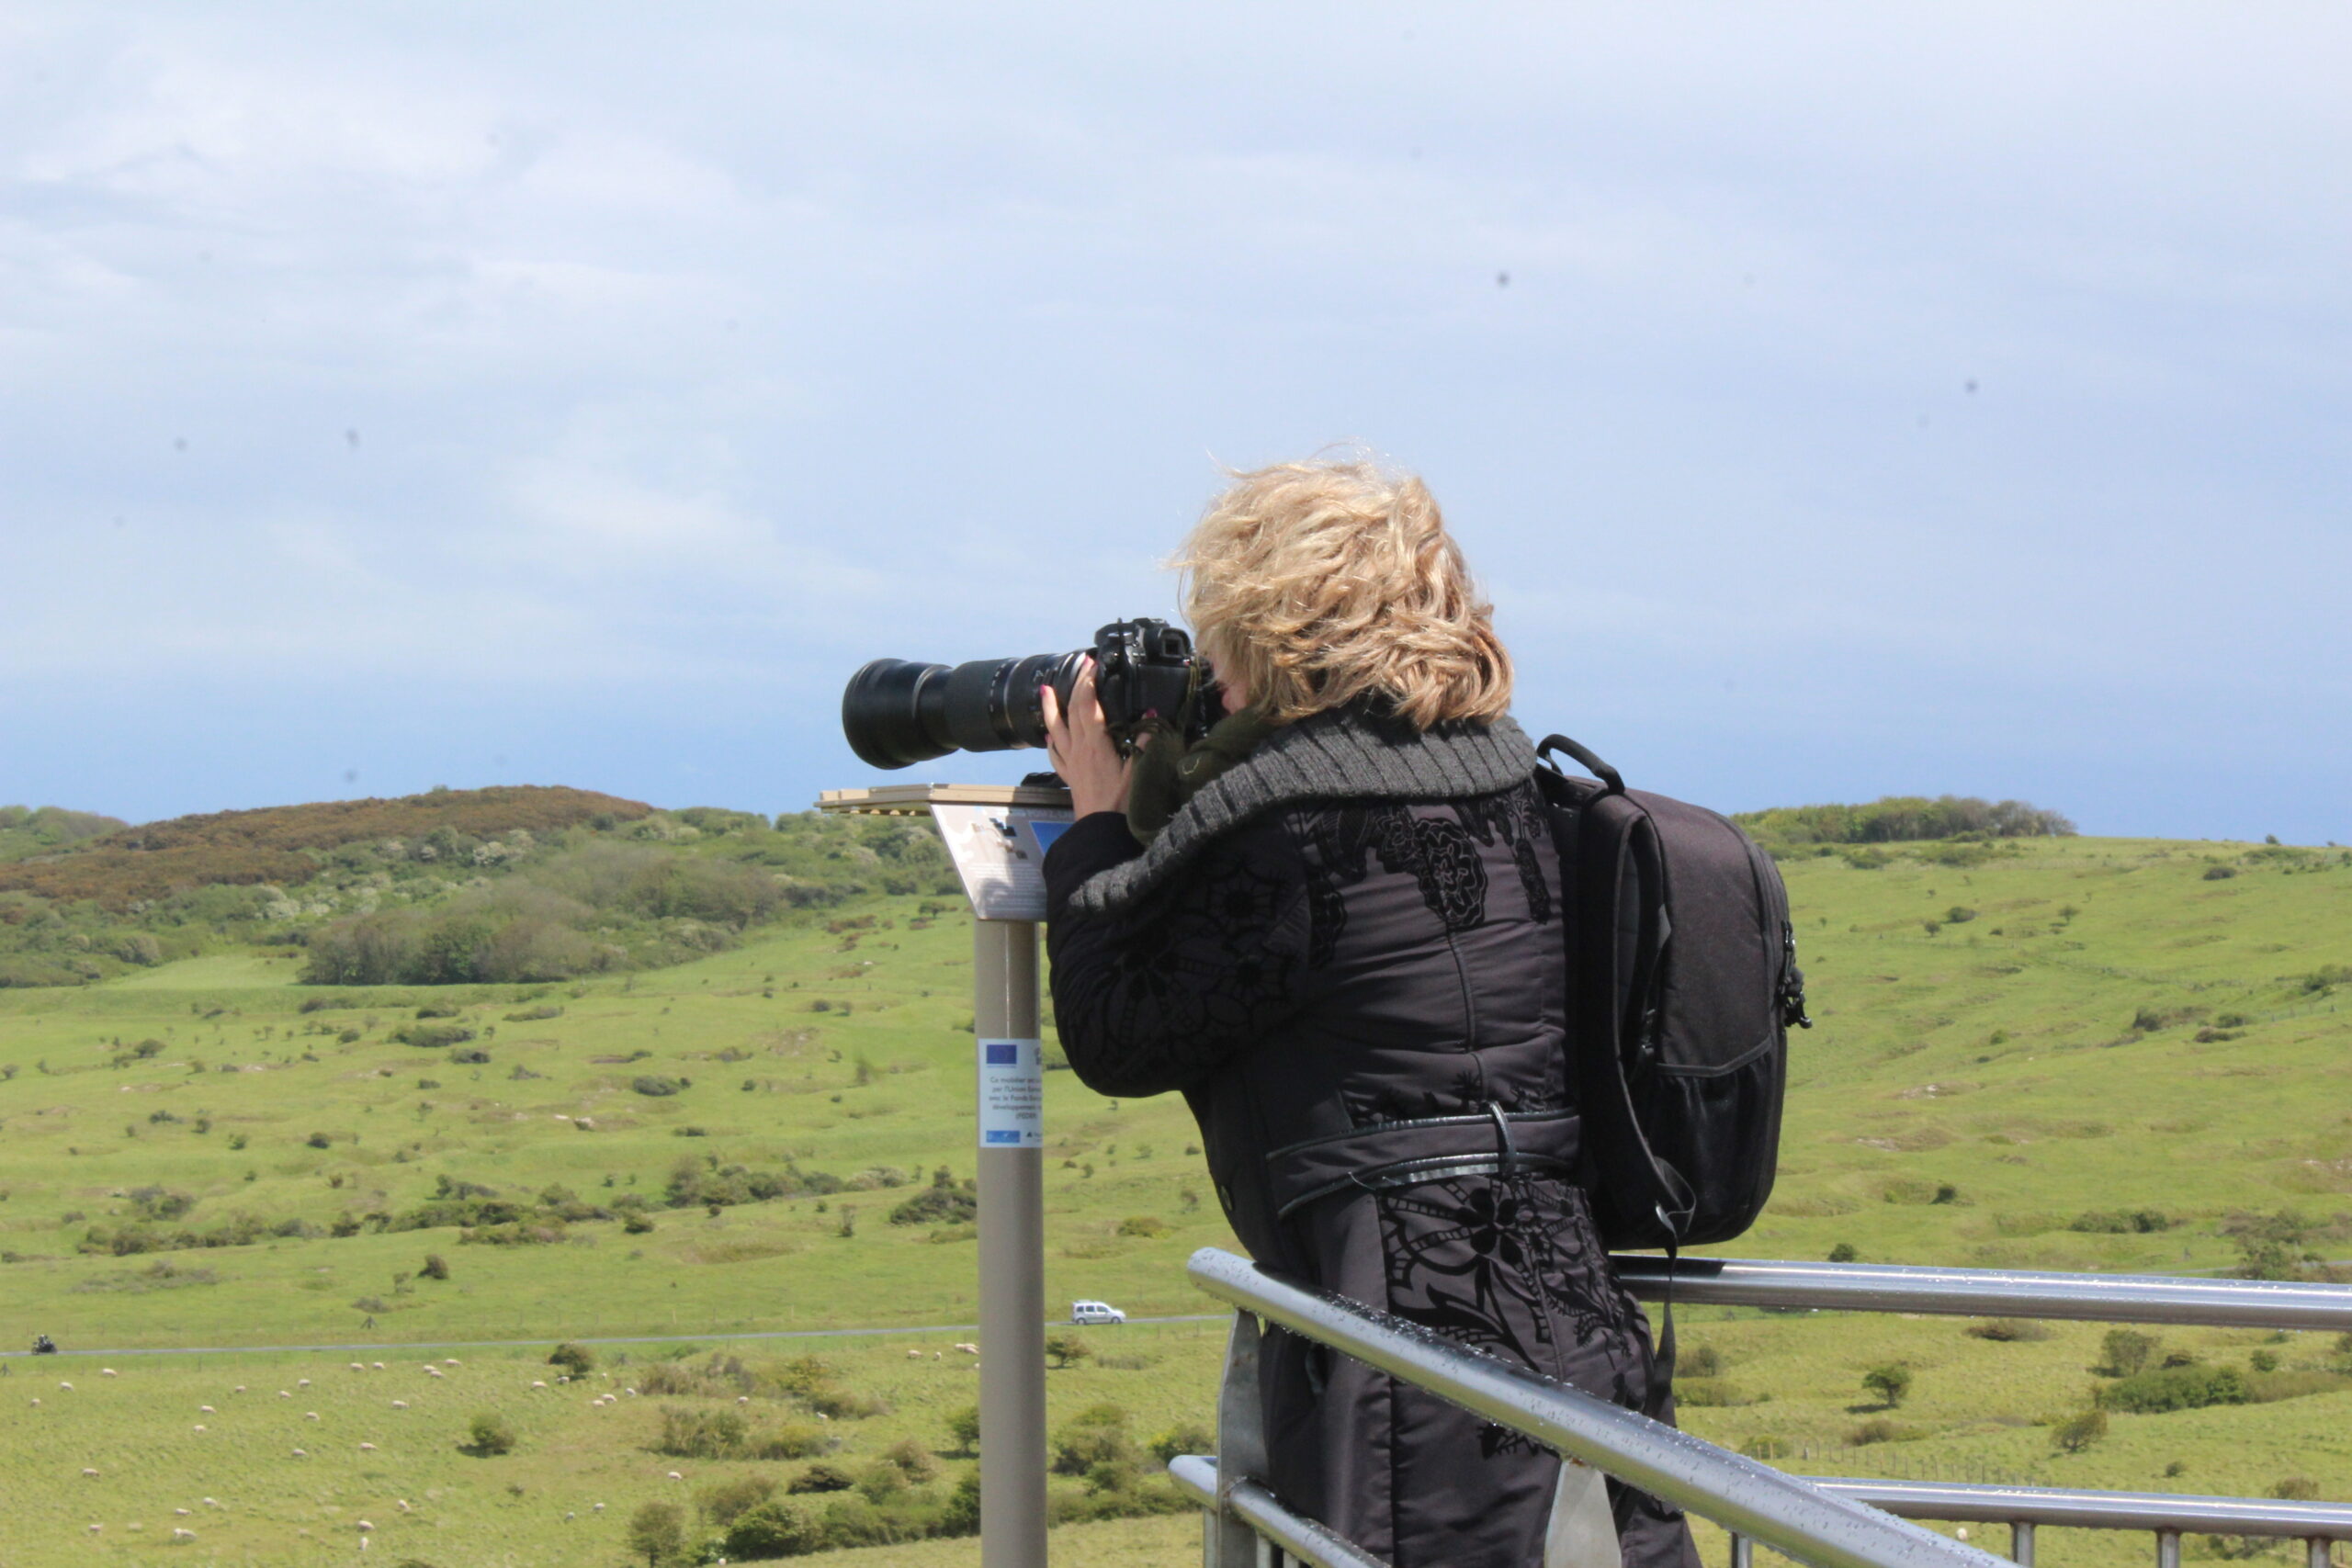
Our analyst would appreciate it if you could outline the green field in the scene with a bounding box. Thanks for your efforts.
[2,831,2347,1565]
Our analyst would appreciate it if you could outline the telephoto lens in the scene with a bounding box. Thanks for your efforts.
[840,652,1081,770]
[841,620,1209,771]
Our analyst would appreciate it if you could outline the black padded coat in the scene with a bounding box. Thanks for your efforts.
[1045,705,1700,1568]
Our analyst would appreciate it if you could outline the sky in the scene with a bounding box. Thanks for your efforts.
[3,4,2346,841]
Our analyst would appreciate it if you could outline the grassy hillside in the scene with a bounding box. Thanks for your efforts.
[0,828,2346,1564]
[0,789,956,989]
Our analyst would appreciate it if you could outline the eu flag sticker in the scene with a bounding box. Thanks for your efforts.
[976,1036,1043,1149]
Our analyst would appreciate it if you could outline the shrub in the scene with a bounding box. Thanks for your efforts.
[306,1131,333,1149]
[1680,1343,1725,1378]
[942,1469,981,1535]
[632,1075,686,1097]
[887,1166,977,1225]
[1673,1378,1762,1408]
[420,1253,450,1280]
[2246,1368,2352,1403]
[1150,1420,1215,1465]
[756,1423,830,1460]
[2249,1349,2279,1373]
[2072,1209,2173,1234]
[788,1462,856,1495]
[127,1186,196,1222]
[548,1342,595,1376]
[1861,1364,1912,1407]
[1051,1403,1134,1475]
[945,1404,980,1456]
[2298,964,2352,994]
[2100,1364,2249,1414]
[1827,1242,1859,1263]
[464,1412,517,1455]
[625,1500,686,1566]
[2099,1327,2158,1376]
[1967,1318,2052,1342]
[2051,1408,2108,1452]
[450,1047,491,1065]
[696,1474,777,1527]
[656,1406,747,1458]
[1847,1418,1917,1446]
[2272,1478,2321,1502]
[854,1461,906,1503]
[1085,1454,1144,1495]
[802,1382,887,1421]
[1045,1330,1092,1368]
[723,1499,822,1558]
[2203,864,2238,880]
[880,1437,938,1483]
[1116,1214,1171,1238]
[392,1024,476,1048]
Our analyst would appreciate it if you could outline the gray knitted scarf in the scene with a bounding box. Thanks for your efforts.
[1068,705,1538,917]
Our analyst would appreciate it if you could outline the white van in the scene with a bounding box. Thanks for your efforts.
[1069,1300,1126,1325]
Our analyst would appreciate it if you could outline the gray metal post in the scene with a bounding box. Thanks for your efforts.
[1214,1312,1272,1568]
[2309,1540,2330,1568]
[2011,1521,2036,1566]
[975,918,1046,1568]
[1730,1532,1754,1568]
[2157,1530,2182,1568]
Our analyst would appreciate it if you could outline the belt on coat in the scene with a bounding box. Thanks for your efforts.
[1264,1107,1581,1222]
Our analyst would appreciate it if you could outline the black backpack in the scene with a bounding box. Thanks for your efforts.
[1532,735,1811,1253]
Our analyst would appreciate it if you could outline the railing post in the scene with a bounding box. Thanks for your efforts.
[2307,1540,2329,1568]
[1213,1312,1271,1568]
[2157,1529,2182,1568]
[2012,1521,2036,1566]
[1730,1530,1753,1568]
[973,918,1047,1568]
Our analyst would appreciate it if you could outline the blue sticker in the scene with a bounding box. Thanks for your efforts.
[984,1042,1019,1066]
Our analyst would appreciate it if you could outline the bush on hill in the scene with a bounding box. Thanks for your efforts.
[2099,1363,2249,1414]
[888,1167,978,1226]
[1736,795,2075,851]
[0,786,959,987]
[0,805,129,862]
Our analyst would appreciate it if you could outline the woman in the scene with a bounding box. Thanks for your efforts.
[1040,458,1699,1568]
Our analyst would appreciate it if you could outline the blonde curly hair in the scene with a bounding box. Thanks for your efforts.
[1172,457,1512,730]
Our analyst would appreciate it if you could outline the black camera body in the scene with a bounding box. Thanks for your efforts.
[842,618,1216,771]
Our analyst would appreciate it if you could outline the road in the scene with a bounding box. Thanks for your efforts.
[1,1314,1229,1361]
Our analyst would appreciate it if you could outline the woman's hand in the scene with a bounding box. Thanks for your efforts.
[1042,659,1136,820]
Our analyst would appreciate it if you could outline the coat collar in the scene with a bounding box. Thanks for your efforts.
[1068,704,1537,916]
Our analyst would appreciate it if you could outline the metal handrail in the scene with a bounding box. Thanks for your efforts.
[1170,1456,1385,1568]
[1189,1247,2007,1568]
[1805,1478,2352,1539]
[1607,1254,2352,1332]
[1171,1461,2352,1568]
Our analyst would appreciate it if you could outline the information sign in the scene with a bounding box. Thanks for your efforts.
[977,1036,1044,1148]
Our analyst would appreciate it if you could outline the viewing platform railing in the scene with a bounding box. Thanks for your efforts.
[1172,1247,2352,1568]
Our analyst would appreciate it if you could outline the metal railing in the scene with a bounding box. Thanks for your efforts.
[1606,1255,2352,1333]
[1803,1479,2352,1568]
[1177,1247,2352,1568]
